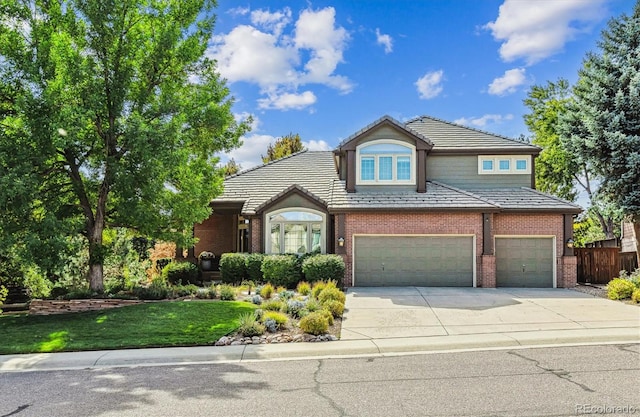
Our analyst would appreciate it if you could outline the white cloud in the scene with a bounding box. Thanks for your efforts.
[223,134,276,169]
[485,0,607,64]
[454,114,514,128]
[257,90,317,110]
[228,6,250,17]
[415,70,444,100]
[488,68,527,96]
[209,6,352,110]
[304,140,332,151]
[375,28,393,54]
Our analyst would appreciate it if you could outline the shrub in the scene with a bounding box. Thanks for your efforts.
[277,290,295,300]
[261,255,300,288]
[607,278,636,300]
[162,262,200,285]
[245,253,265,282]
[254,308,264,320]
[302,254,345,286]
[296,281,311,296]
[237,312,265,337]
[311,281,327,299]
[196,287,216,299]
[263,311,288,328]
[318,287,346,305]
[260,283,275,299]
[133,277,169,300]
[155,258,173,274]
[299,312,329,335]
[250,294,263,305]
[305,298,321,312]
[323,299,345,318]
[263,318,278,333]
[319,308,334,326]
[632,289,640,304]
[171,284,199,297]
[619,269,640,288]
[286,299,306,318]
[262,299,285,312]
[219,253,247,284]
[218,285,237,301]
[241,280,256,295]
[275,286,287,295]
[0,285,7,313]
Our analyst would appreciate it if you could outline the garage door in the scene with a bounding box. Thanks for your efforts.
[354,235,474,286]
[495,237,554,287]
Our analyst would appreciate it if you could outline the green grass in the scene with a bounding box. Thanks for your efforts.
[0,300,256,354]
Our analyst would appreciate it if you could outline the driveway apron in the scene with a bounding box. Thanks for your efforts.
[341,287,640,340]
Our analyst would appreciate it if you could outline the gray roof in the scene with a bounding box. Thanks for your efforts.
[214,151,579,214]
[337,115,433,148]
[406,115,540,152]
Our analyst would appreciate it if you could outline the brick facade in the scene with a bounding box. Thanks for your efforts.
[194,212,235,257]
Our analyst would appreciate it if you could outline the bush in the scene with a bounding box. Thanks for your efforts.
[254,308,264,320]
[286,299,306,318]
[305,298,321,312]
[245,253,265,282]
[155,258,173,274]
[261,255,300,288]
[299,312,329,335]
[302,254,345,286]
[318,287,346,305]
[319,308,334,326]
[619,269,640,288]
[260,283,275,299]
[277,290,295,300]
[133,277,169,300]
[162,262,200,285]
[311,281,327,299]
[237,312,265,337]
[323,299,344,318]
[219,253,247,284]
[0,285,7,313]
[607,278,636,300]
[263,311,288,328]
[262,299,285,312]
[632,289,640,304]
[263,318,278,333]
[296,281,311,296]
[171,284,199,297]
[250,294,263,305]
[218,285,236,301]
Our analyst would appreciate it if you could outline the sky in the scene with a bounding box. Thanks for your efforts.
[208,0,634,170]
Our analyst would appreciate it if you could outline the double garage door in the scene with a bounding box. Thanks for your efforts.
[353,235,555,287]
[354,235,474,287]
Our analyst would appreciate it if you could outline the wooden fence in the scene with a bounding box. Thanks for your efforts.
[576,248,639,284]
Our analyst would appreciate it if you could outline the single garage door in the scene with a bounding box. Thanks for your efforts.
[495,237,554,287]
[354,235,474,286]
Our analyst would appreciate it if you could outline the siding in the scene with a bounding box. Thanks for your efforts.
[427,155,530,188]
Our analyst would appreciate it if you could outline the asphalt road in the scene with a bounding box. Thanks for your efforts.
[1,344,638,417]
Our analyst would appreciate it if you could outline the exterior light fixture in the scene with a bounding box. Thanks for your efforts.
[566,238,574,249]
[338,237,345,247]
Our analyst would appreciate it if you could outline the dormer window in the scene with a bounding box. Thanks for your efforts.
[479,155,531,174]
[356,141,415,185]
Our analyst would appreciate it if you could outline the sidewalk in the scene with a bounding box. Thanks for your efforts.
[1,288,638,372]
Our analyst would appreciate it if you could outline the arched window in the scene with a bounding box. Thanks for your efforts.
[356,140,415,184]
[266,209,326,254]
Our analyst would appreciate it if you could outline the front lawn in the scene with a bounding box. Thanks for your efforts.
[0,300,255,355]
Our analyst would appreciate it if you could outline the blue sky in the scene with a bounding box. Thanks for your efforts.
[209,0,633,170]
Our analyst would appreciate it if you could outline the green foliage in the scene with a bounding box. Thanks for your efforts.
[299,311,329,335]
[296,281,311,296]
[322,300,345,318]
[245,253,265,282]
[222,158,242,176]
[632,289,640,304]
[259,283,275,299]
[262,299,285,312]
[219,253,247,284]
[618,269,640,288]
[218,285,236,301]
[573,215,608,247]
[305,298,321,313]
[318,286,346,305]
[261,255,301,288]
[0,285,7,313]
[262,311,288,328]
[133,277,169,300]
[311,281,327,299]
[261,133,306,163]
[171,284,199,298]
[0,0,251,292]
[560,5,640,221]
[104,228,150,292]
[162,262,200,285]
[319,308,334,326]
[607,278,636,300]
[302,254,345,285]
[21,267,52,299]
[237,312,265,337]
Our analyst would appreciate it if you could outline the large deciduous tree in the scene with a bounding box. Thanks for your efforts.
[262,133,306,163]
[0,0,250,291]
[560,3,640,261]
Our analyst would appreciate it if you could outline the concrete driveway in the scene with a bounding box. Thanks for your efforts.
[342,287,640,341]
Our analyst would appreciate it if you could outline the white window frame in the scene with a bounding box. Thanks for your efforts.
[356,140,416,185]
[265,208,326,254]
[479,155,531,174]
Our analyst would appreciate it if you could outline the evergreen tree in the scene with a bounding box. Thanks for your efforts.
[262,133,306,163]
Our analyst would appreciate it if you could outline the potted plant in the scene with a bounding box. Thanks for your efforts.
[198,251,215,271]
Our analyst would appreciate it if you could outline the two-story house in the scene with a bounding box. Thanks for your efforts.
[192,115,582,288]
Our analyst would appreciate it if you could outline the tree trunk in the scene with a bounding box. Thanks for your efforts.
[87,222,105,293]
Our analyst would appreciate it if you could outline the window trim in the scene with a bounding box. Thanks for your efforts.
[356,140,416,185]
[479,155,531,175]
[265,208,326,254]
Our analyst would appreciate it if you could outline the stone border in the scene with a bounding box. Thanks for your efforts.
[29,299,143,316]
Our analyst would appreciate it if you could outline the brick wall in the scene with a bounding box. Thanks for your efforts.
[251,217,262,253]
[342,212,484,287]
[194,213,235,257]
